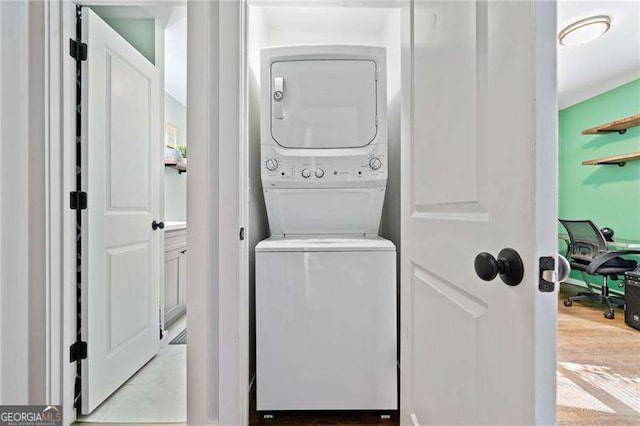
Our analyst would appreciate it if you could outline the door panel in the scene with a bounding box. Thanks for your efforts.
[106,50,151,211]
[270,60,378,149]
[410,0,487,218]
[401,1,557,424]
[81,7,161,414]
[107,243,151,349]
[410,265,488,424]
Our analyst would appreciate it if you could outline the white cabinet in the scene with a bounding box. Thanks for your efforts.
[164,226,187,327]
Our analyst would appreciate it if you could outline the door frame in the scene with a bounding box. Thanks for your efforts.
[43,0,246,424]
[42,0,558,424]
[236,1,558,425]
[0,0,51,405]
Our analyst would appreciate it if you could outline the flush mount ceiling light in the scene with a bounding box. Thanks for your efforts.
[558,15,611,46]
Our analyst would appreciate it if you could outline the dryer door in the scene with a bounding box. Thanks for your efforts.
[270,60,378,149]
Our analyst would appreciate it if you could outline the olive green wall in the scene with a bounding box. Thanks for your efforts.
[559,78,640,292]
[100,17,156,64]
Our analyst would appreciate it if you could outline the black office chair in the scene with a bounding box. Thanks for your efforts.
[560,219,640,319]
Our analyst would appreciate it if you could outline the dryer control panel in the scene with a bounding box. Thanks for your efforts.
[261,146,387,188]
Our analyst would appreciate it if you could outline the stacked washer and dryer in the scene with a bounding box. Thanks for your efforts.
[256,45,397,411]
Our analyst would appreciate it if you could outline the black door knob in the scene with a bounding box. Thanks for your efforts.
[474,248,524,286]
[152,220,165,230]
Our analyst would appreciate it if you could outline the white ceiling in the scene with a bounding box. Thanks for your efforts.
[558,1,640,108]
[261,6,393,34]
[157,1,640,110]
[164,6,187,105]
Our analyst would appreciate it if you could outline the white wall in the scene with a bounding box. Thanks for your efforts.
[0,1,29,403]
[379,8,401,276]
[187,1,243,422]
[247,71,270,386]
[246,3,402,382]
[247,6,268,86]
[246,5,270,387]
[247,7,402,246]
[164,92,187,221]
[0,0,48,404]
[164,7,187,106]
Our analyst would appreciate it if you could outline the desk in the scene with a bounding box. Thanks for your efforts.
[558,233,640,250]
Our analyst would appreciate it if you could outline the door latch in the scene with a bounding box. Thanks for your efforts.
[539,257,555,292]
[539,255,571,293]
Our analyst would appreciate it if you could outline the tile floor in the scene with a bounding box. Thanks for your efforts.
[77,315,186,424]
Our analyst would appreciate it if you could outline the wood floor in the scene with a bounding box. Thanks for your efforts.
[557,284,640,425]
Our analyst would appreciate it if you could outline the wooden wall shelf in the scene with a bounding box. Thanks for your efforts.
[582,152,640,167]
[164,161,187,174]
[581,113,640,135]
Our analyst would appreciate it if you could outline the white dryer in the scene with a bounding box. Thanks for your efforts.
[256,45,396,411]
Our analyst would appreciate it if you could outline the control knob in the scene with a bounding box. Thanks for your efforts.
[265,159,278,171]
[301,168,311,178]
[369,157,382,170]
[314,168,324,178]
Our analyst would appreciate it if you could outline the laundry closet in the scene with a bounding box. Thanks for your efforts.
[245,2,402,415]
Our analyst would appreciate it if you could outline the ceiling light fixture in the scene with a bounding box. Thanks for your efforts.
[558,15,611,47]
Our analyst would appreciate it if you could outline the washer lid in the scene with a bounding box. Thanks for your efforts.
[270,59,378,149]
[256,236,395,252]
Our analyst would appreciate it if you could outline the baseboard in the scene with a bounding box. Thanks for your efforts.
[562,277,585,287]
[561,277,624,296]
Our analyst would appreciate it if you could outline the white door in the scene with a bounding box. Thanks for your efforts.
[81,8,161,414]
[400,1,558,424]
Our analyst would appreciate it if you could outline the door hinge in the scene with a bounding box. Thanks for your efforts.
[70,341,87,362]
[539,256,555,293]
[69,39,87,61]
[70,191,87,210]
[239,227,245,241]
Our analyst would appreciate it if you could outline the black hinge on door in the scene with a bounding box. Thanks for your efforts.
[70,191,87,210]
[69,39,87,61]
[239,227,245,241]
[70,341,87,363]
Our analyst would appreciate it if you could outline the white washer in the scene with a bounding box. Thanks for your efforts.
[256,236,397,410]
[256,45,396,411]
